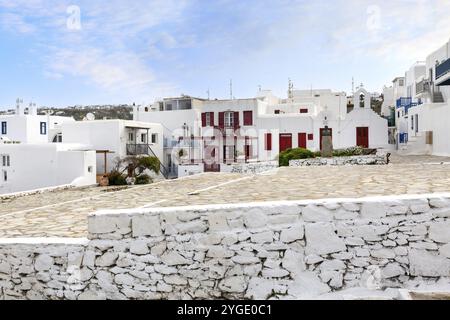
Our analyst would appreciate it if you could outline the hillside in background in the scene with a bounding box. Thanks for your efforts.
[0,105,133,120]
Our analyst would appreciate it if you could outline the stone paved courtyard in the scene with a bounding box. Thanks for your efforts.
[1,153,450,238]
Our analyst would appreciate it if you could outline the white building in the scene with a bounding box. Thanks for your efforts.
[0,100,75,144]
[0,143,96,195]
[134,87,388,177]
[61,119,165,177]
[388,38,450,156]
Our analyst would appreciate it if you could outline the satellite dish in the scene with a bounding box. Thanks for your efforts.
[85,113,95,121]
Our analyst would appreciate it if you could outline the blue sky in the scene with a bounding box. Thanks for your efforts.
[1,0,449,109]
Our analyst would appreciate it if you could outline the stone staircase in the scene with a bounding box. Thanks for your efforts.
[433,91,445,103]
[399,133,430,155]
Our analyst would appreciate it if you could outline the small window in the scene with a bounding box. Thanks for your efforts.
[141,133,147,143]
[308,134,314,141]
[1,121,6,135]
[166,103,172,111]
[40,122,47,135]
[2,155,10,167]
[274,110,280,115]
[129,132,134,142]
[88,166,93,173]
[144,107,149,112]
[399,79,404,86]
[2,170,7,182]
[411,116,414,130]
[151,133,158,144]
[300,109,308,114]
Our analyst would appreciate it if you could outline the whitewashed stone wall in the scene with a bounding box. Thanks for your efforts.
[290,155,387,167]
[1,194,449,300]
[228,161,278,174]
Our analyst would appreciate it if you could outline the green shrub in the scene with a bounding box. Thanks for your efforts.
[108,170,127,186]
[278,148,316,166]
[135,174,152,185]
[332,146,365,157]
[138,156,160,174]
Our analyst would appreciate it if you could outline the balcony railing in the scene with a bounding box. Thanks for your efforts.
[396,97,412,108]
[396,97,418,115]
[436,58,450,80]
[126,144,150,156]
[415,79,429,94]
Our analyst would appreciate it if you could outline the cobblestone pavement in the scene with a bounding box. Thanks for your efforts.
[1,153,450,238]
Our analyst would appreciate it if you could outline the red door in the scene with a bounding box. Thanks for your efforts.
[320,128,333,150]
[279,134,292,152]
[356,127,369,148]
[298,133,307,149]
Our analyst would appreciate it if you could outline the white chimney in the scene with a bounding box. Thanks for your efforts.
[29,103,37,116]
[133,103,139,121]
[15,98,24,116]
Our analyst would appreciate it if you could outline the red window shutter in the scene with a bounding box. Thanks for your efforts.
[300,109,308,114]
[234,112,240,129]
[243,111,253,126]
[201,113,206,127]
[218,112,225,129]
[308,134,314,141]
[265,133,272,151]
[210,112,215,126]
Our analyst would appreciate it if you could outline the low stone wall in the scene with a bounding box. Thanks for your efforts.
[227,161,278,174]
[0,184,75,200]
[1,194,449,300]
[289,155,387,167]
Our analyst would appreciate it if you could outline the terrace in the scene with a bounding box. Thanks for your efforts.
[1,153,450,238]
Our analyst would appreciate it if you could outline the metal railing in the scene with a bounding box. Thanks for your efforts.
[436,58,450,79]
[415,79,429,94]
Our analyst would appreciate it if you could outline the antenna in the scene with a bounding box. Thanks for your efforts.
[288,78,294,100]
[207,89,210,100]
[352,77,355,95]
[229,79,233,100]
[258,85,262,92]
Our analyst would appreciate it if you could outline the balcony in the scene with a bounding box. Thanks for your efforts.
[415,79,429,94]
[436,58,450,84]
[126,144,150,156]
[396,97,418,115]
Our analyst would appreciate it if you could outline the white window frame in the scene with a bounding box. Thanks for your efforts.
[1,155,10,167]
[151,133,158,144]
[141,133,147,143]
[225,111,234,128]
[205,113,211,127]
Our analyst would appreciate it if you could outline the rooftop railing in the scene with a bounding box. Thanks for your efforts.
[436,58,450,80]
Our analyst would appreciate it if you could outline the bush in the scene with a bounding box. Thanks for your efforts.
[279,148,316,166]
[135,174,152,185]
[107,170,127,186]
[332,146,365,157]
[138,156,160,175]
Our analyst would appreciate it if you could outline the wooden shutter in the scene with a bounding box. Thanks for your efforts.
[234,112,240,129]
[218,112,225,129]
[243,111,253,126]
[201,113,206,127]
[209,112,215,127]
[265,133,272,151]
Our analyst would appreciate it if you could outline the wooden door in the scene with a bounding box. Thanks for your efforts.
[320,128,333,150]
[279,134,292,152]
[356,127,369,148]
[298,133,307,149]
